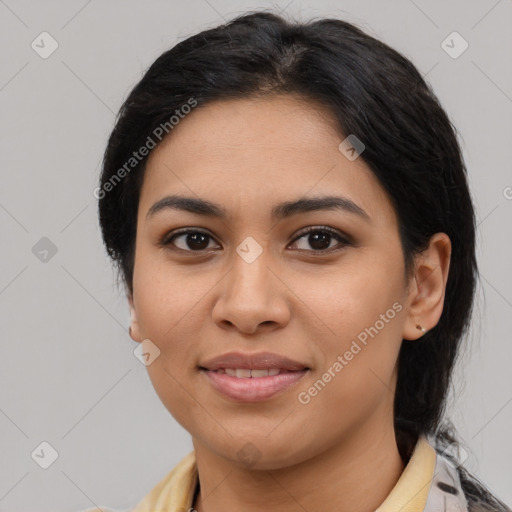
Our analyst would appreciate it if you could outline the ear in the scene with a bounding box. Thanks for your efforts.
[402,232,452,341]
[127,293,142,343]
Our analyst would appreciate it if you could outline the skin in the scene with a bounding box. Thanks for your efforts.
[128,94,451,512]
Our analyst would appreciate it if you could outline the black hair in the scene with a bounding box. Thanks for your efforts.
[97,11,510,510]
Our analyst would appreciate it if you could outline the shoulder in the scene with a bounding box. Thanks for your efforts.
[422,432,510,512]
[460,477,512,512]
[74,452,197,512]
[440,446,511,511]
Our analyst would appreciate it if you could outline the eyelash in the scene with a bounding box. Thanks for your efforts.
[159,226,352,255]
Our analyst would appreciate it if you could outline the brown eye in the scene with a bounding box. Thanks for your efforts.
[162,230,220,252]
[305,231,332,250]
[290,227,351,253]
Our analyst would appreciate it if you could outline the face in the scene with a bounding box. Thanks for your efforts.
[128,94,427,469]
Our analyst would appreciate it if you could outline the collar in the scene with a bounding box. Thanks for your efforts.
[376,435,469,512]
[129,435,468,512]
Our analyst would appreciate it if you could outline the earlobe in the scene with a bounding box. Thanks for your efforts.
[127,293,142,343]
[402,233,452,341]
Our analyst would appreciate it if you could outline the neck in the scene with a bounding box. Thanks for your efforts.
[192,424,408,512]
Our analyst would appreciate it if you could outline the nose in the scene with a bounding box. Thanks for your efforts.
[211,250,291,335]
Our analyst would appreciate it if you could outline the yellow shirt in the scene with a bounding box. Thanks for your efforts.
[83,434,468,512]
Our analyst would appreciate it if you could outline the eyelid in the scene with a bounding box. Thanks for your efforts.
[288,226,352,254]
[159,225,352,253]
[159,227,220,249]
[291,225,352,244]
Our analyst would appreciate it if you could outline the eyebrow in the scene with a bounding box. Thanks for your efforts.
[146,194,371,223]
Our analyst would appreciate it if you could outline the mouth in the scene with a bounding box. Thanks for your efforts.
[200,350,309,372]
[198,351,310,402]
[203,368,304,378]
[199,368,309,403]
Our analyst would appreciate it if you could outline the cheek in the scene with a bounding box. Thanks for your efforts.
[295,257,404,343]
[293,262,404,405]
[133,249,206,341]
[296,323,403,443]
[133,265,207,430]
[145,364,208,436]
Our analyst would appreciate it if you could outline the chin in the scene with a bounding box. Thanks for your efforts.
[205,433,315,471]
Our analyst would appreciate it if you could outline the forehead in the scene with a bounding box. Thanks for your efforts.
[139,95,397,228]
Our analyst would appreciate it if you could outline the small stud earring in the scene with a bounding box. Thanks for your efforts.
[416,324,426,333]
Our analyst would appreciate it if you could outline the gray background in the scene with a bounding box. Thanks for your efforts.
[0,0,511,510]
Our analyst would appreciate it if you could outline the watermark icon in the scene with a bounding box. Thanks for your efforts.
[133,338,161,366]
[440,441,470,468]
[236,236,263,264]
[32,237,58,263]
[503,186,512,200]
[237,442,262,468]
[339,134,365,161]
[94,97,198,200]
[297,301,403,404]
[31,32,59,59]
[31,441,59,469]
[441,31,469,59]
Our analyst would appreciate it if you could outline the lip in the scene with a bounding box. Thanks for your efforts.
[199,351,310,402]
[201,368,309,402]
[199,351,309,371]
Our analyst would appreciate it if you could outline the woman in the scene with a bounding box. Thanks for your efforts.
[92,10,510,512]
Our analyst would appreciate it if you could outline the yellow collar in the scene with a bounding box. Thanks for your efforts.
[376,434,436,512]
[129,435,436,512]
